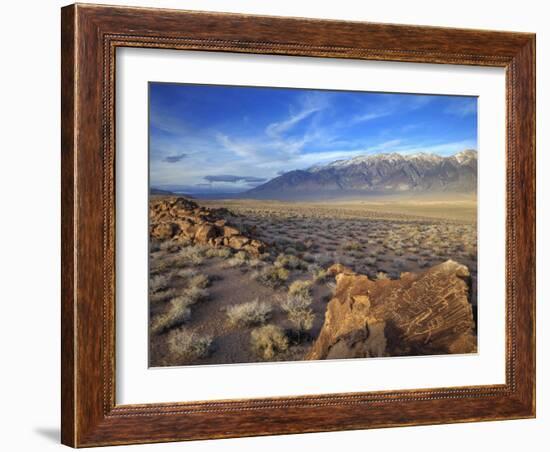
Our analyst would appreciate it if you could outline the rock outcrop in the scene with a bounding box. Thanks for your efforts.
[307,260,476,360]
[150,197,266,255]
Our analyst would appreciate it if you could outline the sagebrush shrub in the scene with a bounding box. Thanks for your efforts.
[149,288,177,304]
[281,293,315,334]
[175,268,198,279]
[250,324,288,360]
[205,247,233,259]
[364,257,376,266]
[282,292,313,312]
[288,308,315,333]
[252,265,289,288]
[188,274,210,289]
[185,286,209,304]
[288,280,312,298]
[247,258,264,269]
[343,241,362,251]
[150,259,168,275]
[274,253,306,270]
[159,240,178,252]
[150,283,210,334]
[311,267,328,283]
[223,250,249,268]
[176,245,207,266]
[226,299,272,327]
[150,274,169,292]
[167,328,212,361]
[150,296,193,334]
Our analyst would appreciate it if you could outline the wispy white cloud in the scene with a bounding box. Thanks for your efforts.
[347,95,433,126]
[266,106,320,137]
[445,99,477,117]
[389,139,477,156]
[350,110,391,124]
[216,134,260,159]
[218,101,328,162]
[149,109,192,136]
[407,95,434,110]
[265,92,328,138]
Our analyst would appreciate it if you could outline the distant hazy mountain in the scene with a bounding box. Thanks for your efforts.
[244,150,477,200]
[150,187,175,195]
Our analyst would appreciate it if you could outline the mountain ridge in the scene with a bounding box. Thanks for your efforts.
[244,149,477,200]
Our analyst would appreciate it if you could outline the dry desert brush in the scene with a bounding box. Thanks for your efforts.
[274,253,307,271]
[252,265,290,288]
[250,324,289,360]
[223,250,249,268]
[288,279,312,298]
[310,266,329,283]
[166,328,213,362]
[281,292,315,336]
[150,286,210,334]
[226,299,272,327]
[150,296,193,334]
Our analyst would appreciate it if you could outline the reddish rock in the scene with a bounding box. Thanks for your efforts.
[149,196,267,254]
[194,224,217,243]
[228,235,249,249]
[248,239,265,254]
[151,223,179,240]
[223,225,240,237]
[177,220,196,238]
[326,263,355,277]
[307,260,477,360]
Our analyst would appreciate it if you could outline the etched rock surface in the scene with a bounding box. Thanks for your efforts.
[307,260,477,360]
[150,196,266,255]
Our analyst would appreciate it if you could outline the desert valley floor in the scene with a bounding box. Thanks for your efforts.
[149,196,478,367]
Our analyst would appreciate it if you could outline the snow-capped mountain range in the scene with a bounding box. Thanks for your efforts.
[244,150,477,200]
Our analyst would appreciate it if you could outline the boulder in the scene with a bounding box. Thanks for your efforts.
[247,239,265,255]
[223,225,240,237]
[151,223,179,240]
[326,263,355,277]
[307,260,477,360]
[213,237,225,247]
[176,220,196,238]
[228,235,249,249]
[194,224,217,243]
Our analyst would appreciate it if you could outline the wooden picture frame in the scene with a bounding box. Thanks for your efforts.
[61,3,535,447]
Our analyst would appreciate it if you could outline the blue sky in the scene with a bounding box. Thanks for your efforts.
[149,83,477,193]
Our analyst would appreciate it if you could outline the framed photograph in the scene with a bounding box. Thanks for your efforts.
[61,3,535,447]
